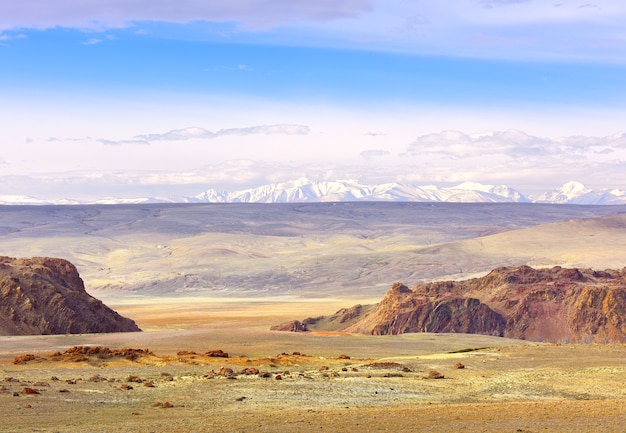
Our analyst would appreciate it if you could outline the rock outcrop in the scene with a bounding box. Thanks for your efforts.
[0,256,140,335]
[273,266,626,343]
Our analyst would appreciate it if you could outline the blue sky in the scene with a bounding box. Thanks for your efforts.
[2,0,626,200]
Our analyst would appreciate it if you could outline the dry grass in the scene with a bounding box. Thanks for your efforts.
[1,298,625,432]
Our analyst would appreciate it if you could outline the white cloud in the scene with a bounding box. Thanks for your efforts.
[132,124,310,143]
[479,0,531,7]
[360,149,390,159]
[98,138,150,146]
[400,129,626,193]
[0,32,25,42]
[80,34,116,45]
[406,129,560,159]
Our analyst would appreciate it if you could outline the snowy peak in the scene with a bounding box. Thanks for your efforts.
[535,181,626,204]
[194,179,530,204]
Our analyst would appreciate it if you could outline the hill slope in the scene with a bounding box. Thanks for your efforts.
[274,265,626,343]
[0,256,140,335]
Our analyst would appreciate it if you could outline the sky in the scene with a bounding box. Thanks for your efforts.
[2,0,626,200]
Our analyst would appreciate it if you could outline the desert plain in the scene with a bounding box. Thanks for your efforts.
[1,202,626,432]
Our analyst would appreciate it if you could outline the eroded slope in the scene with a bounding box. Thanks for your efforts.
[276,265,626,343]
[0,256,140,335]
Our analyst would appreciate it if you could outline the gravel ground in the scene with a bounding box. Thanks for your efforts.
[1,342,625,433]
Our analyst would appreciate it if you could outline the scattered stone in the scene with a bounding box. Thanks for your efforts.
[259,372,272,378]
[338,354,351,360]
[13,354,39,365]
[59,389,70,393]
[240,367,260,375]
[126,375,143,383]
[143,381,155,388]
[33,381,49,387]
[206,349,229,358]
[121,384,133,390]
[275,374,283,380]
[454,362,465,369]
[63,346,153,362]
[22,387,40,394]
[160,372,174,381]
[161,401,173,408]
[428,370,445,379]
[219,367,234,377]
[22,404,32,409]
[235,396,246,401]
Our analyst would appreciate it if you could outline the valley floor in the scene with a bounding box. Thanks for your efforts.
[1,298,625,432]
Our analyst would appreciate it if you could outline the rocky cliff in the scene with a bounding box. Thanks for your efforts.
[0,256,140,335]
[274,266,626,343]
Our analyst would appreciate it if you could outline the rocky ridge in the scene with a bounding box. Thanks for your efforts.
[0,256,140,335]
[273,265,626,343]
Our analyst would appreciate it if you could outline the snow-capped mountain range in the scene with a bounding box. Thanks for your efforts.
[195,179,530,204]
[2,180,626,205]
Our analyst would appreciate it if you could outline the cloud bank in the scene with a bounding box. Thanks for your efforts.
[96,124,310,146]
[0,0,372,31]
[4,129,626,200]
[2,1,626,61]
[135,124,310,142]
[405,130,626,160]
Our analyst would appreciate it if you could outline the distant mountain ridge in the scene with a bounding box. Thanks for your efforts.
[195,178,531,204]
[2,179,626,205]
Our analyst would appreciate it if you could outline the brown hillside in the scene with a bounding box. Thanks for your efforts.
[0,256,140,335]
[274,266,626,343]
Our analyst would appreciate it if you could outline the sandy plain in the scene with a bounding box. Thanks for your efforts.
[1,299,626,432]
[1,203,626,432]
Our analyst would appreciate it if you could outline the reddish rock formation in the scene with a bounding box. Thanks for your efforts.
[206,349,229,358]
[0,256,140,335]
[269,320,307,332]
[273,266,626,343]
